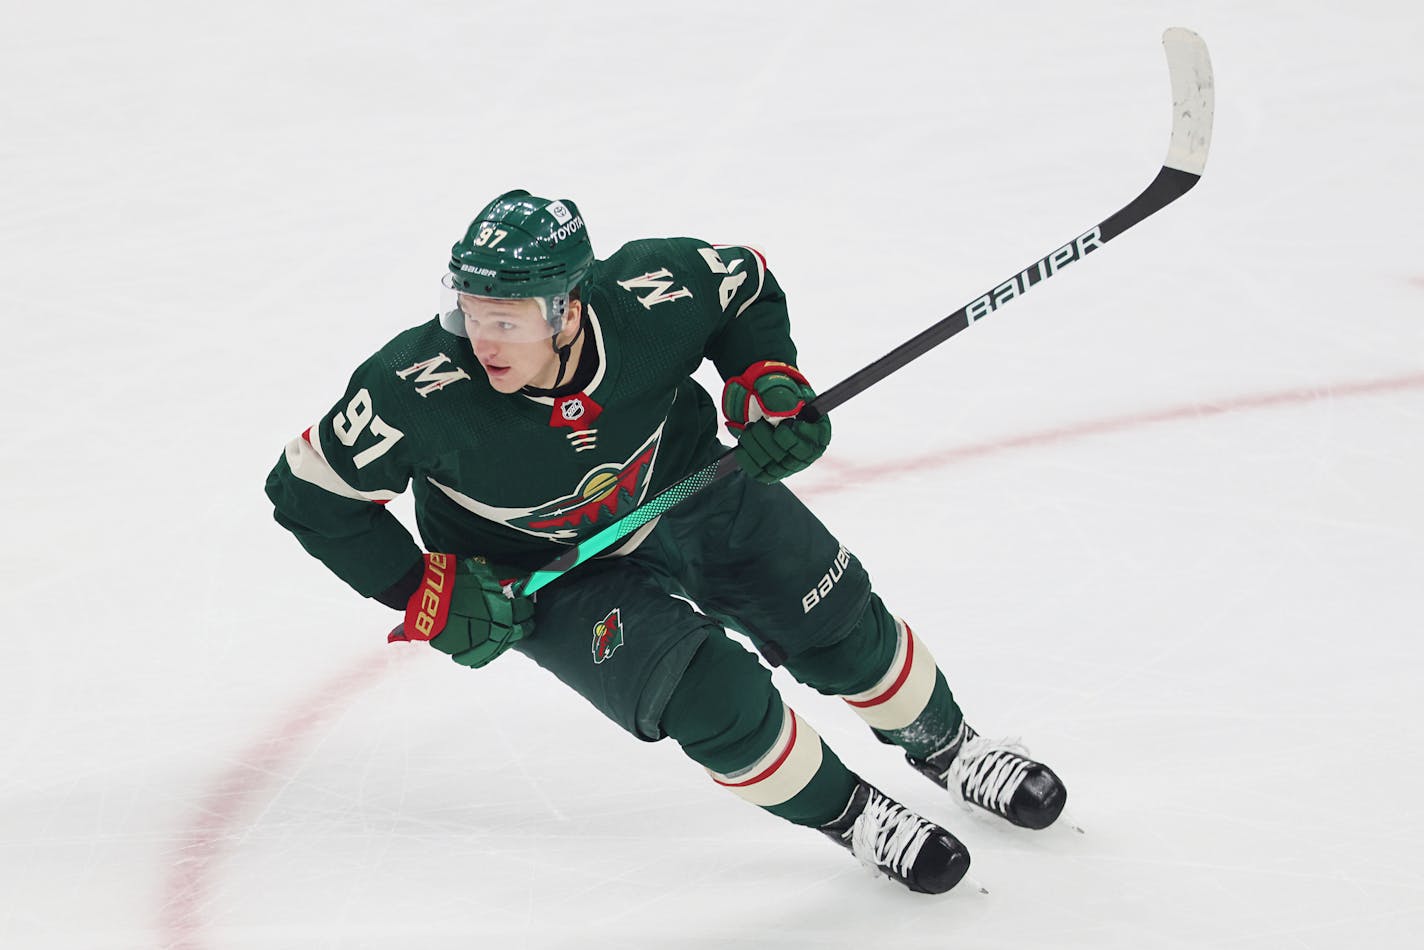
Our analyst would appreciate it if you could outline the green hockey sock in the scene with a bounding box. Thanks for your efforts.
[872,673,963,759]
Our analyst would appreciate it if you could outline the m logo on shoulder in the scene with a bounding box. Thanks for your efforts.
[617,268,693,310]
[396,353,471,397]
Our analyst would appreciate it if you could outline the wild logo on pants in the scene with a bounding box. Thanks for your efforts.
[592,608,624,664]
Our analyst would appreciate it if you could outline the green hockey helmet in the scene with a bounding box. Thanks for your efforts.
[442,189,594,339]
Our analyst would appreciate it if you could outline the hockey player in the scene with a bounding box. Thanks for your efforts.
[265,190,1067,894]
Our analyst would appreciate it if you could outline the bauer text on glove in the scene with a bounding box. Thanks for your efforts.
[389,554,534,668]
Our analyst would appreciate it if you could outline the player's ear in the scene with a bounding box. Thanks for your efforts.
[561,298,583,336]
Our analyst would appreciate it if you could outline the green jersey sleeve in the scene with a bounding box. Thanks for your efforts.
[689,242,800,380]
[264,352,424,598]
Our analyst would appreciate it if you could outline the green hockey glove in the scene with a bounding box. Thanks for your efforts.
[722,360,832,484]
[389,554,534,668]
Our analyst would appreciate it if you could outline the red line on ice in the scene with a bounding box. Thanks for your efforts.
[800,371,1424,495]
[157,649,410,949]
[157,369,1424,948]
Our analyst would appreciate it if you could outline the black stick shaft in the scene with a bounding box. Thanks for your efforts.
[800,166,1199,424]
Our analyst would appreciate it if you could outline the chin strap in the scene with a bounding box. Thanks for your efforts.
[549,317,585,389]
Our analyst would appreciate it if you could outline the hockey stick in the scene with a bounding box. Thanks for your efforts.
[515,27,1214,598]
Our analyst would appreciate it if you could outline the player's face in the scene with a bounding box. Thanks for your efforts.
[462,297,564,393]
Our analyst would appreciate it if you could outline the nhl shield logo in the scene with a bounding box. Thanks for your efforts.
[550,391,602,433]
[592,608,624,664]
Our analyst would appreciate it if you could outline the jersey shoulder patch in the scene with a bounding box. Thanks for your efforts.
[392,351,472,398]
[372,318,477,398]
[600,237,766,315]
[604,238,698,311]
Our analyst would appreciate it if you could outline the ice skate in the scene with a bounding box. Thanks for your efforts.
[904,722,1067,830]
[819,780,970,894]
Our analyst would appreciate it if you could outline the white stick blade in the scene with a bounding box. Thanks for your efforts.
[1162,27,1214,176]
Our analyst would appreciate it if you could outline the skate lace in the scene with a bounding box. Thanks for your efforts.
[949,733,1033,816]
[848,790,934,880]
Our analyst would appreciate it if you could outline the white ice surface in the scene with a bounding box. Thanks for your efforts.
[3,2,1423,948]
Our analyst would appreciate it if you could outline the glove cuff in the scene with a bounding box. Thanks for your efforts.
[396,553,456,642]
[722,360,811,432]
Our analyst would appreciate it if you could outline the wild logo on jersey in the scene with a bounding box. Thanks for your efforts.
[516,436,656,536]
[592,608,624,663]
[429,425,664,543]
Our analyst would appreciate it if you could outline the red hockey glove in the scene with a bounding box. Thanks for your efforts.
[721,360,832,484]
[389,554,534,668]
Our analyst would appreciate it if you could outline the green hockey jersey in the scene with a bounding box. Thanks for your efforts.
[265,237,798,598]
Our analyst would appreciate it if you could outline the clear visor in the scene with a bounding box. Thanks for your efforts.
[440,273,561,343]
